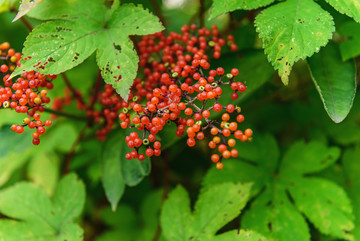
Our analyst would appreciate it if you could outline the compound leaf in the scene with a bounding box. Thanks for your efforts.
[289,178,354,239]
[161,183,264,241]
[161,185,193,241]
[308,42,357,123]
[255,0,334,84]
[11,0,164,100]
[0,173,85,241]
[324,0,360,23]
[13,0,44,22]
[209,0,275,19]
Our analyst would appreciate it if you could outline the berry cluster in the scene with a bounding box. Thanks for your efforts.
[0,42,56,145]
[118,24,252,169]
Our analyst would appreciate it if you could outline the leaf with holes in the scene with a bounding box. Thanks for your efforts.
[324,0,360,23]
[308,42,356,123]
[0,173,85,241]
[203,135,354,240]
[161,182,267,241]
[13,0,44,22]
[10,0,164,100]
[255,0,334,85]
[209,0,275,19]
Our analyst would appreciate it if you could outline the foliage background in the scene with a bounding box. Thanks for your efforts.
[0,0,360,241]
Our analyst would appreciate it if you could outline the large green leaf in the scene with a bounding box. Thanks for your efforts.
[161,182,266,241]
[338,21,360,61]
[324,0,360,23]
[209,0,275,19]
[11,0,164,100]
[0,174,85,241]
[101,128,151,210]
[308,42,356,123]
[203,136,354,240]
[0,125,31,158]
[255,0,335,84]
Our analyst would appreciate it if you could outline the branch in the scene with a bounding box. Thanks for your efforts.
[63,125,88,174]
[61,73,88,108]
[89,71,102,111]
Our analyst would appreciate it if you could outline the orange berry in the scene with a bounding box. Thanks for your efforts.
[211,154,220,163]
[222,113,230,121]
[223,150,231,159]
[245,128,253,137]
[228,138,236,147]
[223,128,231,137]
[210,127,218,135]
[197,132,204,140]
[229,122,238,131]
[213,136,221,144]
[218,144,227,153]
[208,141,216,149]
[231,149,238,158]
[216,162,224,170]
[236,114,244,123]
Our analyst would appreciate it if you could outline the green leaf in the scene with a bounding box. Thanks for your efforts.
[203,136,354,240]
[11,1,164,100]
[209,0,275,19]
[210,230,267,241]
[343,148,360,240]
[308,42,356,123]
[161,183,265,241]
[0,173,85,241]
[13,0,44,22]
[289,178,354,239]
[101,129,126,211]
[27,152,59,195]
[161,185,193,241]
[338,21,360,61]
[0,125,31,158]
[324,0,360,23]
[101,128,151,210]
[255,0,335,84]
[0,0,17,13]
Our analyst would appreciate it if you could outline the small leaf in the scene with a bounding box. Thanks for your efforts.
[101,129,126,211]
[13,0,44,22]
[101,128,151,210]
[308,42,357,123]
[324,0,360,23]
[0,173,85,241]
[338,21,360,61]
[209,0,275,19]
[255,0,335,84]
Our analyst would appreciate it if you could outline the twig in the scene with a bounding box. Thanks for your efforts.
[152,150,170,241]
[63,125,88,174]
[90,71,102,110]
[10,8,33,31]
[149,0,167,27]
[61,73,87,108]
[199,0,205,27]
